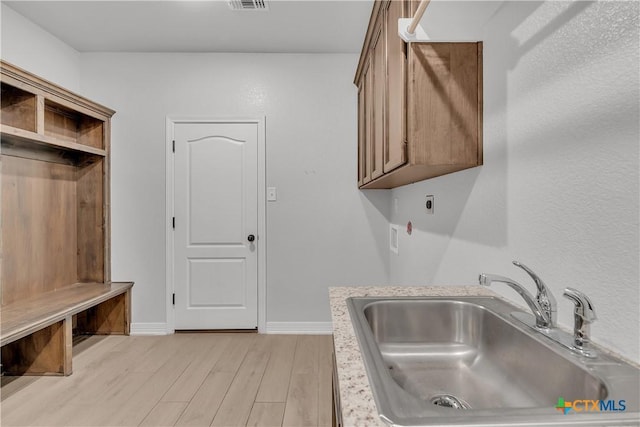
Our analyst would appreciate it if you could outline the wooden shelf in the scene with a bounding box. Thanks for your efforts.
[2,61,109,165]
[1,124,106,165]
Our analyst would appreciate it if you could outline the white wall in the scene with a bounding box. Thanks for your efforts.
[391,1,639,362]
[2,0,638,362]
[78,53,390,328]
[0,3,80,91]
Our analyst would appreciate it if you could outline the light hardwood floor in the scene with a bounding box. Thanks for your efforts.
[0,333,334,427]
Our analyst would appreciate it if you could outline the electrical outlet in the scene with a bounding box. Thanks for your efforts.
[425,195,434,214]
[390,225,399,254]
[267,187,277,201]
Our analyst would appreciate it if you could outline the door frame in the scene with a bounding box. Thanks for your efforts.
[165,116,267,333]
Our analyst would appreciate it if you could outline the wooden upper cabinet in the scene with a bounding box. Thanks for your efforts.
[354,0,483,189]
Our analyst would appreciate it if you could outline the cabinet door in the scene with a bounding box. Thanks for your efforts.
[371,22,385,180]
[362,59,373,184]
[384,0,408,172]
[357,82,366,187]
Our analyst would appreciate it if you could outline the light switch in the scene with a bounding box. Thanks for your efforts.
[267,187,277,201]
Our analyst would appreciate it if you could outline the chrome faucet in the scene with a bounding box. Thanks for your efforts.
[479,262,599,358]
[479,261,556,329]
[563,287,597,357]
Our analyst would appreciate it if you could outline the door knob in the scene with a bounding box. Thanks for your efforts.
[247,234,255,242]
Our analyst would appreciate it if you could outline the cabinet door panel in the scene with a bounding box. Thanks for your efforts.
[371,24,385,180]
[384,0,408,173]
[408,42,480,165]
[363,60,373,184]
[357,83,365,186]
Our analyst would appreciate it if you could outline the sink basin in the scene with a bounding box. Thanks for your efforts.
[347,296,640,426]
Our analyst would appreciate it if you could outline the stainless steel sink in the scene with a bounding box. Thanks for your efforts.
[347,296,640,426]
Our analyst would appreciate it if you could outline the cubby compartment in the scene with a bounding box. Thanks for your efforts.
[2,77,106,165]
[44,100,104,149]
[1,156,106,305]
[1,82,37,132]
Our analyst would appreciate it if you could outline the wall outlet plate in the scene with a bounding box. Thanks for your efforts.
[267,187,277,201]
[425,195,434,214]
[390,224,399,254]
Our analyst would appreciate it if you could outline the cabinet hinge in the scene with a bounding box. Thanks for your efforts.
[172,217,175,229]
[172,293,175,305]
[172,140,175,153]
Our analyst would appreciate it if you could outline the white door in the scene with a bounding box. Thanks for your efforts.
[173,121,258,329]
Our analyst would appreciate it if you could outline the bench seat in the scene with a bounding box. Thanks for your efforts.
[1,282,132,375]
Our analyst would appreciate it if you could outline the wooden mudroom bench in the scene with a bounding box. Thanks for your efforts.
[0,282,132,375]
[1,62,133,376]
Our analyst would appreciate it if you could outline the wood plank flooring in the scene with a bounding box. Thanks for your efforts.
[0,333,333,427]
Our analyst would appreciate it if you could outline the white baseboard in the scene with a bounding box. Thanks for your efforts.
[130,322,170,335]
[130,321,331,335]
[265,321,333,335]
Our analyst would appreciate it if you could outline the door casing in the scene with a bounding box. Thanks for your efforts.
[166,116,266,333]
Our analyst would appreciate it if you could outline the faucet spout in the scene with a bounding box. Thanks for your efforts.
[479,273,551,329]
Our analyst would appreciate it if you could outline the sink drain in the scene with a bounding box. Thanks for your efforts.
[430,394,471,409]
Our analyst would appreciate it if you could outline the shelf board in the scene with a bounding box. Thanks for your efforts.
[0,282,133,347]
[1,125,106,156]
[1,124,106,165]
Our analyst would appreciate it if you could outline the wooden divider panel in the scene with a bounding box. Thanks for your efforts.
[77,159,105,283]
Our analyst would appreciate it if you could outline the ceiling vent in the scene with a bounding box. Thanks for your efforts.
[228,0,268,11]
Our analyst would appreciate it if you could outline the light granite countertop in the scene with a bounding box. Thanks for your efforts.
[329,286,495,427]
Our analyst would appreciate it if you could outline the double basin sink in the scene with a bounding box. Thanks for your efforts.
[347,296,640,426]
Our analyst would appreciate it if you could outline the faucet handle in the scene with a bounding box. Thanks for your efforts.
[513,261,557,324]
[512,261,549,294]
[563,288,597,357]
[563,288,597,322]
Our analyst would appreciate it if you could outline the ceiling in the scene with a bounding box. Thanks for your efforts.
[4,0,374,53]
